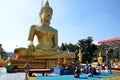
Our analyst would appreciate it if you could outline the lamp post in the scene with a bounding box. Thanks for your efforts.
[24,62,30,80]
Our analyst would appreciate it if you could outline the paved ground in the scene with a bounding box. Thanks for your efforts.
[0,67,120,80]
[0,67,25,80]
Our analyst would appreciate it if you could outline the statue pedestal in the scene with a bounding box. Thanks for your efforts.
[7,49,75,72]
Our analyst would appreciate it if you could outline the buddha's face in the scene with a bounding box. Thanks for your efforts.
[40,8,52,23]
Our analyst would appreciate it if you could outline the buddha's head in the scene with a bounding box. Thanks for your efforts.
[39,0,53,26]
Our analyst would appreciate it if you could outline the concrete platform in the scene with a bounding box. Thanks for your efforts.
[0,67,25,80]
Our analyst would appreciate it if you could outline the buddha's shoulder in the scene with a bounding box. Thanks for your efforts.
[49,26,58,32]
[30,25,58,33]
[30,24,39,28]
[30,24,42,29]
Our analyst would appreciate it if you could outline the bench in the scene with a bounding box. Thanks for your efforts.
[29,69,52,76]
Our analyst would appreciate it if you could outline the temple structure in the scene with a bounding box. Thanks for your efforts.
[8,1,75,70]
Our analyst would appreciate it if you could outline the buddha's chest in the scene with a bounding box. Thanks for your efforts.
[35,27,54,38]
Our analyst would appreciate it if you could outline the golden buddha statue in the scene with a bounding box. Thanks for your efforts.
[0,44,9,67]
[28,0,58,52]
[78,49,82,65]
[11,0,75,69]
[15,1,59,56]
[98,52,103,65]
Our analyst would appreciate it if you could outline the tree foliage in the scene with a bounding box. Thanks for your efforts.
[59,36,98,63]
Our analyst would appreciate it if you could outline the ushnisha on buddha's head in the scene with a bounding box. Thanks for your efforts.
[39,0,53,26]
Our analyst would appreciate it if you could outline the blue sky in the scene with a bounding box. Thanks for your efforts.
[0,0,120,52]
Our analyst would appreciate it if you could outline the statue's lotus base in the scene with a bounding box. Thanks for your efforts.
[9,48,75,70]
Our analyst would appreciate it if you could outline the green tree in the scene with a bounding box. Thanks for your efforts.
[67,43,79,52]
[77,37,98,63]
[59,43,67,51]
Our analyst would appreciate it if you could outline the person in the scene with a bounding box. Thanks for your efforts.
[87,65,94,77]
[28,0,58,52]
[96,63,101,74]
[24,62,30,78]
[74,66,81,78]
[84,63,89,74]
